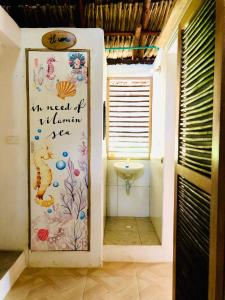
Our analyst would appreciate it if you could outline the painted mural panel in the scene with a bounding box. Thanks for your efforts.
[27,50,90,251]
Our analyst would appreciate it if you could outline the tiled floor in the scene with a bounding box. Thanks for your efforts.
[5,262,172,300]
[104,217,161,245]
[0,251,22,279]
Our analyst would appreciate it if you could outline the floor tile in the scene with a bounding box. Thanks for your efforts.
[137,263,172,300]
[5,263,172,300]
[105,217,137,231]
[5,268,86,300]
[104,217,161,245]
[84,268,139,300]
[139,231,160,245]
[104,230,140,245]
[136,218,155,232]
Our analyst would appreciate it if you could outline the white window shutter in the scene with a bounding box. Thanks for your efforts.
[107,78,152,159]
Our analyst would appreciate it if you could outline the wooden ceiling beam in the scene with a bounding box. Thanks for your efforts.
[79,0,85,27]
[142,0,151,30]
[104,31,160,37]
[133,24,142,60]
[139,0,152,58]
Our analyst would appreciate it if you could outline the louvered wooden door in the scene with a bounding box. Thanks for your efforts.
[174,0,225,299]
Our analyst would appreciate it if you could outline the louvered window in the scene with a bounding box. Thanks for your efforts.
[107,78,151,159]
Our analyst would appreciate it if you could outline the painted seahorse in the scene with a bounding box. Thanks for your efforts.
[46,57,56,80]
[33,58,44,89]
[33,146,54,207]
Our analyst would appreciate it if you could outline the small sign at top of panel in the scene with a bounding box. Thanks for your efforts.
[42,30,76,50]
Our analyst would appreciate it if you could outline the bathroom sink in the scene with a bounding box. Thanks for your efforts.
[114,161,144,180]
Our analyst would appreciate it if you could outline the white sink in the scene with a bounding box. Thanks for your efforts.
[114,161,144,180]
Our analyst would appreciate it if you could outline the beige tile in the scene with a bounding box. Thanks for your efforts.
[105,217,137,231]
[102,262,140,276]
[136,218,155,232]
[137,263,172,280]
[5,263,172,300]
[84,270,139,300]
[5,268,86,300]
[139,231,160,245]
[137,263,172,300]
[104,230,140,245]
[138,277,171,300]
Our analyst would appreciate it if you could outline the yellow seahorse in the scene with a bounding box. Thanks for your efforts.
[33,146,54,207]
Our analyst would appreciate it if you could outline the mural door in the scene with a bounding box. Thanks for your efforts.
[26,49,90,251]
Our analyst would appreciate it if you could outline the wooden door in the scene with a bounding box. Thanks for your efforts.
[173,0,225,299]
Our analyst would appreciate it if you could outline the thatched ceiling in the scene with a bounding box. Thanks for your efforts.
[0,0,174,64]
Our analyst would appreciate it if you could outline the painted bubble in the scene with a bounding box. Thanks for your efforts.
[47,208,52,213]
[37,129,42,133]
[62,151,68,157]
[80,211,85,220]
[56,160,66,170]
[34,136,39,140]
[53,181,59,187]
[74,169,80,177]
[37,228,49,241]
[77,74,84,81]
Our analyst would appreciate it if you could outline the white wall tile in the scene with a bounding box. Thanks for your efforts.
[107,160,150,217]
[107,186,118,216]
[107,160,118,186]
[117,186,149,217]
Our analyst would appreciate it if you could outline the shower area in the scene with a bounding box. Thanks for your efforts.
[103,63,169,248]
[104,159,162,246]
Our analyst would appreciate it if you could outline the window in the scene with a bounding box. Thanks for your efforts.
[107,77,152,159]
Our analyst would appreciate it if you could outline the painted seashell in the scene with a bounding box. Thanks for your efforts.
[74,169,80,176]
[56,81,76,100]
[37,228,49,241]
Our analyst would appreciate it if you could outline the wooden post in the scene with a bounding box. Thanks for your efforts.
[139,0,151,58]
[79,0,85,27]
[142,0,151,29]
[133,24,142,60]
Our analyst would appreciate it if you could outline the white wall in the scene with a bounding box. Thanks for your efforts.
[0,13,25,250]
[150,44,177,258]
[107,160,150,217]
[151,55,165,159]
[149,159,163,242]
[0,23,106,267]
[103,54,108,229]
[0,6,21,48]
[149,50,166,242]
[0,47,28,250]
[161,48,177,261]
